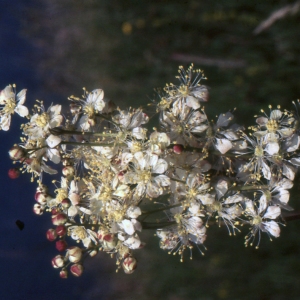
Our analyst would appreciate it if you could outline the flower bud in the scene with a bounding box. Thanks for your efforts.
[46,228,58,241]
[35,192,50,205]
[56,240,67,252]
[122,256,137,274]
[67,246,82,263]
[8,168,20,179]
[62,166,75,177]
[70,264,83,277]
[59,269,68,279]
[33,203,44,215]
[61,198,71,209]
[8,145,25,161]
[51,255,65,268]
[173,144,184,154]
[52,213,68,225]
[56,225,67,237]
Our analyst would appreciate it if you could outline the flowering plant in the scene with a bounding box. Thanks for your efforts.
[1,65,299,277]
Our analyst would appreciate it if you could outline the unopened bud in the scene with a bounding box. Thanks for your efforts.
[173,144,184,154]
[59,269,68,279]
[70,264,83,277]
[33,203,44,215]
[61,198,71,209]
[122,256,137,274]
[67,246,82,263]
[46,228,58,241]
[56,225,67,237]
[51,255,65,268]
[8,168,20,179]
[8,145,25,161]
[52,213,68,225]
[56,240,68,252]
[35,192,50,205]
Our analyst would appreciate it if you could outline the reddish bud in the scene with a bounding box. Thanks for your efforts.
[59,269,68,279]
[56,225,67,237]
[8,145,25,161]
[8,168,20,179]
[56,240,67,252]
[52,213,68,225]
[173,144,184,154]
[122,256,137,274]
[33,203,44,215]
[67,246,82,263]
[51,255,65,268]
[46,228,58,241]
[35,192,50,205]
[61,198,71,209]
[70,264,83,277]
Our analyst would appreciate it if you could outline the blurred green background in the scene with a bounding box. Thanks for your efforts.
[19,0,300,299]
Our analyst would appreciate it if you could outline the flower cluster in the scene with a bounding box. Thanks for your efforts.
[2,64,300,277]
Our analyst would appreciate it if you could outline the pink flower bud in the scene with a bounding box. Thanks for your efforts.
[59,269,68,279]
[33,203,44,215]
[173,144,184,154]
[61,198,71,209]
[51,255,65,268]
[62,166,75,177]
[67,246,82,263]
[8,145,25,161]
[56,240,67,252]
[52,213,68,225]
[122,256,137,274]
[70,264,83,277]
[35,192,50,205]
[56,225,67,237]
[46,228,58,241]
[8,168,20,179]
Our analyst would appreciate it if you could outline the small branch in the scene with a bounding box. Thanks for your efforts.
[171,53,246,69]
[254,1,300,35]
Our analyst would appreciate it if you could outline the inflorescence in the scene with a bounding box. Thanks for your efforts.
[1,64,299,277]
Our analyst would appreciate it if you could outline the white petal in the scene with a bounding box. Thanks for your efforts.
[186,95,200,110]
[264,206,281,219]
[263,221,280,237]
[152,159,168,174]
[46,134,61,148]
[15,104,28,117]
[270,109,282,120]
[215,138,232,154]
[283,163,295,181]
[262,161,271,180]
[265,142,279,155]
[126,206,142,219]
[16,89,27,105]
[122,219,135,235]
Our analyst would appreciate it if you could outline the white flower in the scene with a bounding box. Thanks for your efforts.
[0,85,28,130]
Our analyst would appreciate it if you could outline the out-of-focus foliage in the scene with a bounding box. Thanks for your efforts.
[24,0,300,119]
[21,0,300,299]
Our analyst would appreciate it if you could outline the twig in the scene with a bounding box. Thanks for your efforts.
[254,1,300,35]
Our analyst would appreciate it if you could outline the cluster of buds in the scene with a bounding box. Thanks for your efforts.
[1,64,300,277]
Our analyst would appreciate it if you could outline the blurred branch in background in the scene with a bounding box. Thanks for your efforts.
[254,0,300,34]
[171,53,247,68]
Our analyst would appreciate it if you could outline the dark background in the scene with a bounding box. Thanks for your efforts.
[1,0,300,299]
